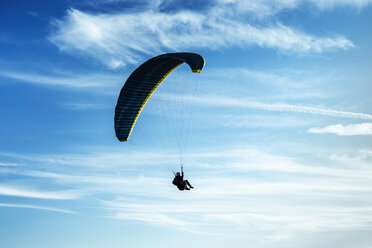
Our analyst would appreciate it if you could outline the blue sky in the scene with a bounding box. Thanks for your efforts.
[1,0,372,247]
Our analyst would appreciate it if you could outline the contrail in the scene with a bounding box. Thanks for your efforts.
[250,103,372,120]
[160,94,372,120]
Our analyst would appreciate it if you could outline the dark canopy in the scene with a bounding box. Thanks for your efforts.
[115,52,205,142]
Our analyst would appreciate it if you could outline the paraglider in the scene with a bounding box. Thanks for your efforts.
[114,52,205,142]
[172,165,193,191]
[114,52,204,191]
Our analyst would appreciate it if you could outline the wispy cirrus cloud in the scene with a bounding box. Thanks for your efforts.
[0,203,75,214]
[84,0,372,17]
[200,67,329,95]
[49,7,354,68]
[217,0,372,13]
[102,181,372,237]
[308,122,372,135]
[3,147,372,238]
[0,185,82,200]
[112,212,201,233]
[0,70,121,91]
[307,0,372,9]
[3,147,372,198]
[2,147,372,179]
[330,149,372,166]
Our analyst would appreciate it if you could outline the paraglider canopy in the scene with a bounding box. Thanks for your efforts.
[114,52,205,142]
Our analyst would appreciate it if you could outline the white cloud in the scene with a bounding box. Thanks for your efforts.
[215,0,299,18]
[4,148,372,203]
[0,70,121,91]
[0,203,75,214]
[3,147,372,239]
[330,149,372,166]
[308,0,372,9]
[223,0,372,12]
[308,122,372,135]
[0,149,177,169]
[89,0,372,16]
[0,185,82,200]
[49,8,353,68]
[113,212,195,228]
[102,183,372,237]
[3,147,372,181]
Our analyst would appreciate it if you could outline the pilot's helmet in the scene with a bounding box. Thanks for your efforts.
[176,172,180,176]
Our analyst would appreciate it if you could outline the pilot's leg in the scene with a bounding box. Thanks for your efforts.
[185,180,193,188]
